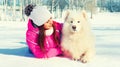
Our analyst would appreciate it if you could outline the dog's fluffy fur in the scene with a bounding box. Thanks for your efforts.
[61,10,95,63]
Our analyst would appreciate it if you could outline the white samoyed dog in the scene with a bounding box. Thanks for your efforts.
[61,10,95,63]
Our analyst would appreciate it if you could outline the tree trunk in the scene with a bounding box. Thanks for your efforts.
[13,0,16,21]
[5,0,7,21]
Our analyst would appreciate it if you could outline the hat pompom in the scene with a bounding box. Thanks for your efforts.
[24,4,36,16]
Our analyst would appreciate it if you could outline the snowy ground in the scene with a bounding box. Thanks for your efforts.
[0,12,120,67]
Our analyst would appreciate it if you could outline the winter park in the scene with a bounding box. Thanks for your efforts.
[0,0,120,67]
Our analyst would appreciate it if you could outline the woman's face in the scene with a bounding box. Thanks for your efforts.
[43,17,53,30]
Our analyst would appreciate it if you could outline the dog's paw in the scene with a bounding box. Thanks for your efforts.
[81,58,87,63]
[72,58,80,61]
[80,56,89,63]
[72,56,80,61]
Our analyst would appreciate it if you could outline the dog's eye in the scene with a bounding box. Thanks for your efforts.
[78,21,80,23]
[70,21,73,23]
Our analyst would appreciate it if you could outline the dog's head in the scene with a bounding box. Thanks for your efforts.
[63,10,87,33]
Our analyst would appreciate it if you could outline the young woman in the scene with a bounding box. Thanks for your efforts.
[25,4,63,58]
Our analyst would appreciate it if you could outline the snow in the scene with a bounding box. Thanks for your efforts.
[0,12,120,67]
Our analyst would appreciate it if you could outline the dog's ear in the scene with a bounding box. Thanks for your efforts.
[81,10,87,20]
[64,10,70,22]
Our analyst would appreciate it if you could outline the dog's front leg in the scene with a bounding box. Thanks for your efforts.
[80,49,95,63]
[71,51,81,61]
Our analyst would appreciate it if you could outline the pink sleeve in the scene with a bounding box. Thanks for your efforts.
[26,20,46,58]
[53,21,63,42]
[53,21,63,30]
[46,48,62,57]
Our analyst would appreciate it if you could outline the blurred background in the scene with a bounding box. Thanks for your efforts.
[0,1,120,67]
[0,0,120,21]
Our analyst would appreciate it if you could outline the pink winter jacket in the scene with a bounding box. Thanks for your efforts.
[26,19,63,58]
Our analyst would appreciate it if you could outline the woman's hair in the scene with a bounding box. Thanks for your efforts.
[37,24,60,52]
[24,4,36,16]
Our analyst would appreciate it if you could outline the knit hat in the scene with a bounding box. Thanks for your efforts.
[25,5,52,26]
